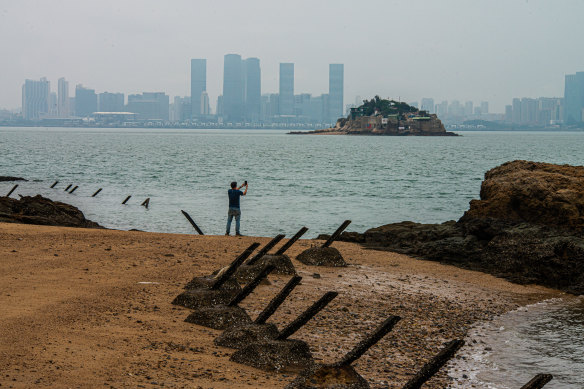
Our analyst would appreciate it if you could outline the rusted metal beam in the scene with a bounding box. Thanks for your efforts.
[402,339,465,389]
[211,243,260,290]
[6,184,18,197]
[520,374,553,389]
[50,181,59,188]
[255,275,302,324]
[275,227,308,255]
[228,265,275,307]
[246,234,285,266]
[276,291,338,340]
[181,209,204,235]
[334,315,401,367]
[92,188,102,197]
[322,220,351,248]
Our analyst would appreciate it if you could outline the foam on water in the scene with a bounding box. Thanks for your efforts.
[449,297,584,388]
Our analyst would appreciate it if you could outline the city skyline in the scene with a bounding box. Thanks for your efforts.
[1,0,583,112]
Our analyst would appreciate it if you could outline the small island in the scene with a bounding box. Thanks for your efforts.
[291,96,457,136]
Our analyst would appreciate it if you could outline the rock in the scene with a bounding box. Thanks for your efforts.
[0,195,101,228]
[461,160,584,231]
[316,232,365,244]
[0,176,27,182]
[296,247,347,267]
[344,161,584,295]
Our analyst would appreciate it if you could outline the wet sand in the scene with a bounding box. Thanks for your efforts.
[0,222,560,388]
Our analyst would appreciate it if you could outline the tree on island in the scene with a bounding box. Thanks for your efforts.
[358,96,419,117]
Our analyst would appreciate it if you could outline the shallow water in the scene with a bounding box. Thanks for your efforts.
[449,297,584,388]
[1,128,582,238]
[1,127,583,385]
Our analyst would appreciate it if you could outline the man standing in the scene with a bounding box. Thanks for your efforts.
[226,181,248,236]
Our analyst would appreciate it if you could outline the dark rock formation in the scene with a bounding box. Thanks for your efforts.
[337,161,584,295]
[296,246,347,267]
[460,160,584,231]
[0,195,101,228]
[0,176,27,182]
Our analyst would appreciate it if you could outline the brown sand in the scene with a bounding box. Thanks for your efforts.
[0,223,560,388]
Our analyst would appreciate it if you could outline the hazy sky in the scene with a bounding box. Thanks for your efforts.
[1,0,582,112]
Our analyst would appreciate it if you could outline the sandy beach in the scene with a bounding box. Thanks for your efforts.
[0,222,560,388]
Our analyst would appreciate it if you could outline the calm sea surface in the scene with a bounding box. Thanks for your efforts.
[1,127,583,387]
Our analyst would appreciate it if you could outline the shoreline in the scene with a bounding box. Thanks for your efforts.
[0,222,560,388]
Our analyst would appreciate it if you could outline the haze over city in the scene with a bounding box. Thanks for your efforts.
[1,0,583,113]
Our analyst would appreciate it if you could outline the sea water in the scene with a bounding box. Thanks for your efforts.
[1,127,583,386]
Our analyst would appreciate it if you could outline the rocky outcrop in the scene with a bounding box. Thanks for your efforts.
[0,195,101,228]
[336,161,584,294]
[461,160,584,231]
[0,176,27,182]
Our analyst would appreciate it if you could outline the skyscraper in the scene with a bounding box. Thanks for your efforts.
[127,92,169,120]
[421,98,434,114]
[223,54,244,122]
[190,59,207,119]
[512,98,522,123]
[279,63,294,115]
[244,57,261,122]
[75,85,97,117]
[98,92,125,112]
[57,78,69,118]
[201,92,210,115]
[328,64,344,121]
[564,71,584,123]
[22,78,50,120]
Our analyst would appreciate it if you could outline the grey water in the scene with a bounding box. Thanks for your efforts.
[1,127,583,386]
[450,297,584,388]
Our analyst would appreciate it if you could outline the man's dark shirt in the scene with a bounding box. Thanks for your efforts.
[228,189,243,209]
